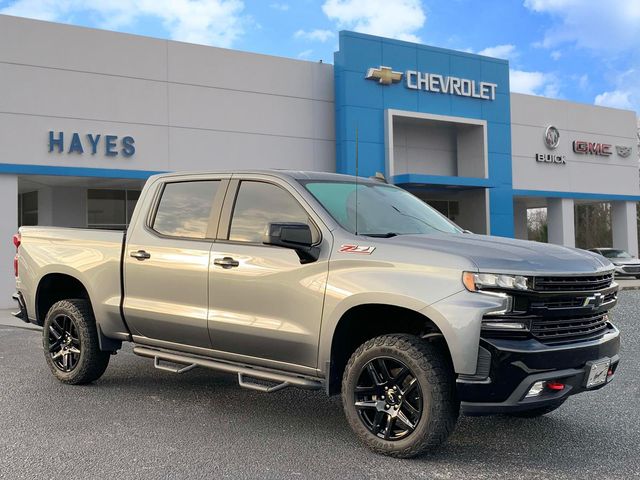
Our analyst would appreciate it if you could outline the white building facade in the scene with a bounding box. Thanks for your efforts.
[0,15,638,307]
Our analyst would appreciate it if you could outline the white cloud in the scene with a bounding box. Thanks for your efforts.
[523,0,640,54]
[297,49,314,59]
[321,0,425,43]
[269,2,289,11]
[0,0,247,48]
[594,69,639,112]
[294,29,335,42]
[510,69,560,97]
[577,73,589,91]
[594,90,634,110]
[477,44,518,60]
[550,50,561,60]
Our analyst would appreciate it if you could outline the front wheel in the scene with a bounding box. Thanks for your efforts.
[341,334,459,458]
[43,299,110,384]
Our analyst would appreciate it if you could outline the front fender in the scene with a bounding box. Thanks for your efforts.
[421,290,508,374]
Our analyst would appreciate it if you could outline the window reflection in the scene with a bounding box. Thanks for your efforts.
[229,181,313,243]
[153,181,219,239]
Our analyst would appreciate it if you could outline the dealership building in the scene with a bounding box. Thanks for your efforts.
[0,14,638,307]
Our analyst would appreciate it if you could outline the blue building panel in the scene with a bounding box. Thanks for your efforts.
[340,140,386,177]
[416,49,450,76]
[334,31,515,237]
[342,106,385,143]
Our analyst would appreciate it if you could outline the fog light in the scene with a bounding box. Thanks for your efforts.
[482,321,527,330]
[526,381,546,398]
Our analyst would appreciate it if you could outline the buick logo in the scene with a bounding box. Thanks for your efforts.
[544,125,560,150]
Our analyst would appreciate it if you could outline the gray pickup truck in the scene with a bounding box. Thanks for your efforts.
[13,170,620,458]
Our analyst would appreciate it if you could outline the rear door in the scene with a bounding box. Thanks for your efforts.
[207,175,331,369]
[124,175,228,348]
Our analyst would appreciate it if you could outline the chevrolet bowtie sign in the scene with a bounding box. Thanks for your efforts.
[365,65,498,100]
[365,66,403,85]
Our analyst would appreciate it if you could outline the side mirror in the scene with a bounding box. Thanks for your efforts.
[263,222,320,263]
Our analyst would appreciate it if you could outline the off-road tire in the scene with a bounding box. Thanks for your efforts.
[43,299,110,384]
[507,400,566,418]
[342,334,459,458]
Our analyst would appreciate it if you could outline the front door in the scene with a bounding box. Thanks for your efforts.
[124,177,227,348]
[208,178,329,368]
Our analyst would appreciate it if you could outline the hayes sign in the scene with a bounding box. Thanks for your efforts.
[365,66,498,100]
[48,131,135,157]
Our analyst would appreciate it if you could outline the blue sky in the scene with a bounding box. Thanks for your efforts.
[1,0,639,116]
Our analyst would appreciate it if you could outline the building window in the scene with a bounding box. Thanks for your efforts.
[87,189,141,230]
[426,200,459,222]
[18,191,38,227]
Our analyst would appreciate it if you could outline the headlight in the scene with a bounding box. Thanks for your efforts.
[462,272,529,292]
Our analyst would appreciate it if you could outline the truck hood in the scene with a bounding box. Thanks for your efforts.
[384,233,613,275]
[608,258,640,266]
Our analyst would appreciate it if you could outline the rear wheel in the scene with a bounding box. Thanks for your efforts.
[507,400,565,418]
[342,334,458,458]
[43,299,110,384]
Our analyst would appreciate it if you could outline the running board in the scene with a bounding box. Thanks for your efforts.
[133,346,322,392]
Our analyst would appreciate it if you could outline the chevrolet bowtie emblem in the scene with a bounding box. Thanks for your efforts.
[365,66,403,85]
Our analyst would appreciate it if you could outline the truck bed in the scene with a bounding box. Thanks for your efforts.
[16,226,129,340]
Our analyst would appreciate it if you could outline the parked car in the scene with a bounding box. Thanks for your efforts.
[589,248,640,278]
[12,170,620,458]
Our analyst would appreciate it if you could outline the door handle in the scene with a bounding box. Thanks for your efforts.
[130,250,151,260]
[214,256,240,269]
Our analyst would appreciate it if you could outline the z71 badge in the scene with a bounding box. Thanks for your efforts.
[339,244,376,254]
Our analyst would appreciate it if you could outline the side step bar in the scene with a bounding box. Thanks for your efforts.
[133,346,322,392]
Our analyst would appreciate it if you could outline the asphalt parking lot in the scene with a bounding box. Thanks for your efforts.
[1,292,639,480]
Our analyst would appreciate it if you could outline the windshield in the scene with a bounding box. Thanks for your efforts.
[602,249,632,259]
[302,180,462,236]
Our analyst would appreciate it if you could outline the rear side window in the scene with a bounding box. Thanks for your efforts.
[152,181,220,239]
[228,181,317,244]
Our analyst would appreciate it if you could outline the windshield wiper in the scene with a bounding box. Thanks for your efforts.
[363,232,399,238]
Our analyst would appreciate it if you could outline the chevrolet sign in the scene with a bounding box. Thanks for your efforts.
[364,65,498,101]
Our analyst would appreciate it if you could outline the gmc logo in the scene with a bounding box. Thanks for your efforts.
[573,140,612,156]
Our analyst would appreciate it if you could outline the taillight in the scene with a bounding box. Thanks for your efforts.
[13,233,20,277]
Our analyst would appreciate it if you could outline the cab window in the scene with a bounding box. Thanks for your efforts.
[152,181,220,239]
[228,181,318,244]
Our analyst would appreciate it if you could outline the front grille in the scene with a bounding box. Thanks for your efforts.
[622,266,640,273]
[531,291,617,311]
[532,273,613,292]
[531,313,609,344]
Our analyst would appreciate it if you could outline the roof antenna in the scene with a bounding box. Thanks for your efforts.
[355,124,359,236]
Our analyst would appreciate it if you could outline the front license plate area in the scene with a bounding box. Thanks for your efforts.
[585,359,611,388]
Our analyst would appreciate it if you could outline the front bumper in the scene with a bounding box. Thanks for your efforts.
[458,324,620,415]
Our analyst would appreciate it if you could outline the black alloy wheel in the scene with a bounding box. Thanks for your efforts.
[354,357,423,441]
[342,334,459,458]
[48,314,81,372]
[42,299,111,384]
